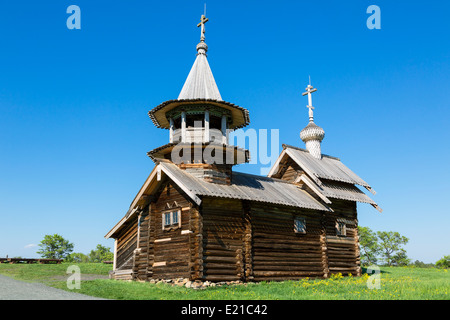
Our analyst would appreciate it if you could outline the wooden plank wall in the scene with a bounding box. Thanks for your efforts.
[150,182,192,279]
[189,205,203,280]
[277,159,361,277]
[134,211,150,281]
[325,199,360,276]
[113,184,361,281]
[251,203,325,281]
[201,198,245,282]
[147,203,155,279]
[115,218,138,271]
[273,157,305,182]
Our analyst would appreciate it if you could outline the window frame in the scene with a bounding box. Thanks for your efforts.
[172,210,179,225]
[336,221,347,237]
[294,217,307,234]
[162,208,181,230]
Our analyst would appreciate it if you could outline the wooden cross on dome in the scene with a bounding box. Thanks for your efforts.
[302,83,318,122]
[197,14,209,42]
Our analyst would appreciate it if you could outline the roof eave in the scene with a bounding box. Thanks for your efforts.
[148,99,250,130]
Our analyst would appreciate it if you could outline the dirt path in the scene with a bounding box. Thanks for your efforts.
[0,274,106,300]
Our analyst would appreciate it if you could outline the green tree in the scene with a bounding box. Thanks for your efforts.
[358,226,382,265]
[413,260,434,268]
[65,252,90,263]
[391,249,410,266]
[88,244,113,263]
[377,231,409,266]
[435,255,450,269]
[36,234,74,259]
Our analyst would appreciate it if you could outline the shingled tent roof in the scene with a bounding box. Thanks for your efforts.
[178,42,222,101]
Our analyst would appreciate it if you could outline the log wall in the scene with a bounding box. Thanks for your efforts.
[277,160,361,277]
[251,203,325,281]
[325,199,360,276]
[113,180,361,281]
[189,205,203,280]
[150,182,192,279]
[134,210,150,281]
[273,157,305,182]
[115,218,138,272]
[201,198,245,282]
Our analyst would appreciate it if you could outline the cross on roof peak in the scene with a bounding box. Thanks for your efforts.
[197,14,209,42]
[302,83,318,122]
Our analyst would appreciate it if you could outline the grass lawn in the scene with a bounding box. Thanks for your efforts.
[0,263,448,300]
[0,262,112,282]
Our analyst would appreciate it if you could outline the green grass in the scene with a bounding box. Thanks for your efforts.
[0,262,112,282]
[0,263,448,300]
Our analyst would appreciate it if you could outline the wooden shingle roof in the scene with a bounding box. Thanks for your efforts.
[178,44,222,101]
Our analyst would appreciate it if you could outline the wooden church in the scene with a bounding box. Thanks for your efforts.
[105,14,381,282]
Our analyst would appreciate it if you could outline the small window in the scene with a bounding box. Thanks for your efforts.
[172,210,179,225]
[336,221,346,237]
[294,217,306,234]
[164,212,171,227]
[162,210,180,230]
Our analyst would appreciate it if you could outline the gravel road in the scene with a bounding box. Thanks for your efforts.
[0,274,106,300]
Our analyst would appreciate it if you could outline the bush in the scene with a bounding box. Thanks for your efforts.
[435,255,450,269]
[89,244,113,263]
[412,260,434,268]
[65,252,90,263]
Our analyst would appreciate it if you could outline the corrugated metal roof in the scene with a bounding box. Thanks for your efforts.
[319,180,376,205]
[160,162,330,212]
[284,145,371,188]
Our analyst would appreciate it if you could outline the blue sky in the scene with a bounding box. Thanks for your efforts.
[0,0,449,263]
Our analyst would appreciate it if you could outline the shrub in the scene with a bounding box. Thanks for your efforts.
[435,255,450,269]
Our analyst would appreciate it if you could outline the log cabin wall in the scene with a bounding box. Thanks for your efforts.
[180,163,233,185]
[150,182,193,279]
[147,203,155,279]
[250,203,325,281]
[201,197,246,282]
[134,210,150,281]
[276,158,361,277]
[325,199,360,276]
[114,182,361,281]
[114,217,138,279]
[188,205,203,280]
[274,158,305,182]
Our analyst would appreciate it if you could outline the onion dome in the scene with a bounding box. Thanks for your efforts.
[300,121,325,143]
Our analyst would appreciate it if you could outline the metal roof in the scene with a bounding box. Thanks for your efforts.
[160,162,331,212]
[283,145,373,190]
[319,180,376,205]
